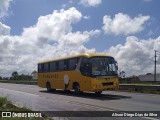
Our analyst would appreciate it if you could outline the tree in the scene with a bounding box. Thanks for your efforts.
[119,71,126,78]
[0,76,2,80]
[146,73,152,75]
[11,71,32,80]
[12,71,18,80]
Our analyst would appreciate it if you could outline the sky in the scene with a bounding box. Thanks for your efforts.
[0,0,160,77]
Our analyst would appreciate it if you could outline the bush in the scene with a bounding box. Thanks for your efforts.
[0,98,7,107]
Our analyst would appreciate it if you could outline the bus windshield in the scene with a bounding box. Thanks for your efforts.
[90,57,118,77]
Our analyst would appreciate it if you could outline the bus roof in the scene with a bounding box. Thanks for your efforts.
[38,53,112,64]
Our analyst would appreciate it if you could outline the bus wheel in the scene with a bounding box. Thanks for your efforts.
[74,84,80,94]
[95,91,102,95]
[46,82,52,92]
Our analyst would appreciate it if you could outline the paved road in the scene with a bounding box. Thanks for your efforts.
[0,83,160,120]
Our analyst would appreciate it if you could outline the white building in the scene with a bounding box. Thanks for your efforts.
[139,73,160,81]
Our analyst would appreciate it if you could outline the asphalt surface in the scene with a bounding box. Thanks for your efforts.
[0,83,160,120]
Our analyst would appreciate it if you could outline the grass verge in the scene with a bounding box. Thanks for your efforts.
[119,87,160,94]
[0,80,37,85]
[120,81,160,85]
[0,97,51,120]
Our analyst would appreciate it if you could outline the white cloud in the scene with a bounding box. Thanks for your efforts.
[102,13,150,35]
[105,36,160,76]
[60,30,100,47]
[0,0,12,18]
[0,7,100,76]
[83,15,90,20]
[80,0,102,7]
[0,22,10,35]
[22,7,82,43]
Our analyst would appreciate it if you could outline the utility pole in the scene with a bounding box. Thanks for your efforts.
[154,50,157,82]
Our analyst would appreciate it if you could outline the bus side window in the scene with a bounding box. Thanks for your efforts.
[44,63,49,72]
[50,62,57,72]
[80,58,91,76]
[40,64,44,72]
[58,60,65,71]
[68,58,79,70]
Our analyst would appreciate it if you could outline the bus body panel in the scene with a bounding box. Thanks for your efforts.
[38,71,119,92]
[38,71,92,91]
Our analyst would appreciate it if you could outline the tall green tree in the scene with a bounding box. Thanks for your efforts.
[12,71,18,80]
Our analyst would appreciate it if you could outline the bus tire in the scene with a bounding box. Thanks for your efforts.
[95,91,102,95]
[74,83,80,95]
[46,82,52,92]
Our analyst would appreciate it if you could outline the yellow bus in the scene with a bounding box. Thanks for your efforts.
[38,53,119,95]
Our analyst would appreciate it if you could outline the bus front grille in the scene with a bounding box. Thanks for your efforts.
[102,82,113,86]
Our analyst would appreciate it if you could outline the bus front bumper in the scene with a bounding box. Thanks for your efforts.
[91,83,119,92]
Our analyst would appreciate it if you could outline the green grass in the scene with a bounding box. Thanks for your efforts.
[119,89,160,94]
[119,86,160,94]
[120,81,160,85]
[0,80,37,85]
[0,98,51,120]
[119,81,160,94]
